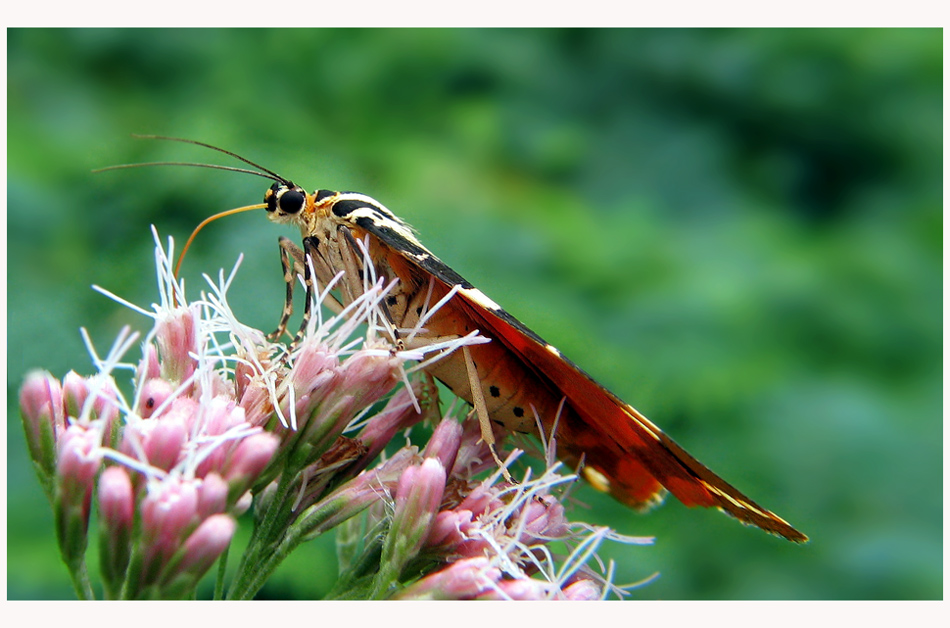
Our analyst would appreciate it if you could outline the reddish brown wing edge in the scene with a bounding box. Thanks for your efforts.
[351,216,807,543]
[455,291,807,543]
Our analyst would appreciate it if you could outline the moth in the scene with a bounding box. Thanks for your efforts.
[104,136,807,543]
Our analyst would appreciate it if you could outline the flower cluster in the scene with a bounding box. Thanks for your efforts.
[18,229,649,600]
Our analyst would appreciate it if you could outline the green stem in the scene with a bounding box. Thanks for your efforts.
[227,471,297,599]
[67,558,95,600]
[213,544,230,600]
[228,524,305,600]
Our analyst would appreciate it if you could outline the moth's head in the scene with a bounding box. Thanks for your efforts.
[264,182,310,225]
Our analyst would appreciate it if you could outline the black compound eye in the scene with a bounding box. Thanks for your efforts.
[264,183,281,212]
[278,188,306,214]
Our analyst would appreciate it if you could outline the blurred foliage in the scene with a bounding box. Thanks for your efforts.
[7,28,941,600]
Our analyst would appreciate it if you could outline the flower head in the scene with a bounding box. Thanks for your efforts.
[19,228,645,600]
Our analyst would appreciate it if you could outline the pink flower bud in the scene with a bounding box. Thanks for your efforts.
[426,508,475,548]
[57,425,103,506]
[233,490,253,516]
[139,378,175,418]
[353,387,426,469]
[376,459,447,592]
[477,577,555,600]
[518,496,568,543]
[201,397,246,436]
[281,344,342,428]
[193,399,252,479]
[290,345,339,393]
[99,466,135,534]
[84,376,121,426]
[394,458,447,523]
[19,370,64,481]
[139,343,161,381]
[238,377,276,427]
[155,307,198,385]
[60,371,121,428]
[196,472,229,518]
[62,370,89,419]
[393,557,501,600]
[423,417,463,471]
[176,513,236,576]
[456,484,504,517]
[563,578,601,600]
[98,466,134,596]
[142,417,187,472]
[223,432,279,495]
[161,395,199,431]
[55,424,102,565]
[295,448,421,540]
[339,352,400,404]
[140,478,200,578]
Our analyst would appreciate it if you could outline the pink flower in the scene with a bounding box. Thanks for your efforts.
[393,557,501,600]
[423,417,463,472]
[138,343,161,381]
[176,513,237,577]
[351,387,426,470]
[196,472,230,519]
[57,424,103,518]
[99,466,135,537]
[138,378,175,418]
[18,231,638,600]
[62,371,89,419]
[563,578,602,600]
[517,495,569,544]
[237,375,276,428]
[154,306,198,385]
[424,484,504,558]
[375,458,447,596]
[339,352,401,406]
[55,424,103,567]
[142,416,188,472]
[98,466,134,597]
[138,477,200,584]
[222,432,279,496]
[19,370,64,484]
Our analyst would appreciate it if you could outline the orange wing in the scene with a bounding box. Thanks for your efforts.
[344,203,806,542]
[452,291,807,542]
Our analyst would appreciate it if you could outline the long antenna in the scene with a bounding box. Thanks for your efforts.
[93,161,284,181]
[130,134,289,182]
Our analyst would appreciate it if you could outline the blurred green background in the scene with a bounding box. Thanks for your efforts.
[7,29,941,600]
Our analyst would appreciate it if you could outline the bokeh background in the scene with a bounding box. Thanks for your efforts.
[7,29,942,600]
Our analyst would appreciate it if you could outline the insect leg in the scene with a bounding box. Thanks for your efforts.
[271,234,353,345]
[462,345,511,480]
[288,236,323,347]
[269,236,305,342]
